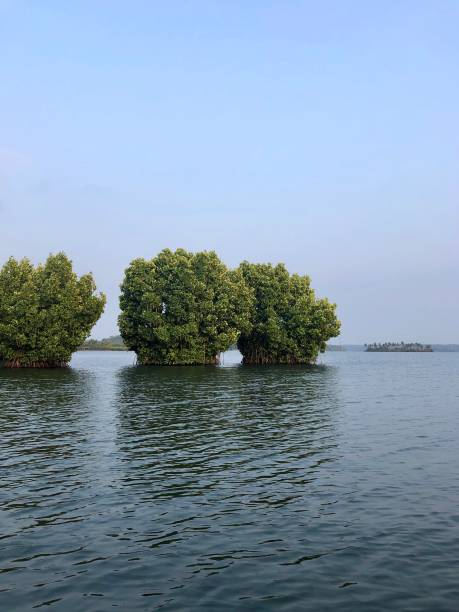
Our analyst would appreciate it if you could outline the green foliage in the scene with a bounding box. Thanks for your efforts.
[0,253,106,367]
[237,261,340,364]
[119,248,253,365]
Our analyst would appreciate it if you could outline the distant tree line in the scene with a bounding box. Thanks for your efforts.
[80,335,127,351]
[0,249,340,367]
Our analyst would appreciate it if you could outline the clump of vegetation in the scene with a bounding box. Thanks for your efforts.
[0,253,106,368]
[119,248,253,365]
[237,261,340,364]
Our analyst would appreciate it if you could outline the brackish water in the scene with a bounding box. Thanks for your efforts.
[1,350,459,611]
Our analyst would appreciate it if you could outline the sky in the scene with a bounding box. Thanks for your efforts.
[1,0,458,343]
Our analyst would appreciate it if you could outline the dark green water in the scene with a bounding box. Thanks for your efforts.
[1,350,458,611]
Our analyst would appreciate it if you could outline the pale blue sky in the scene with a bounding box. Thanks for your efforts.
[1,1,458,342]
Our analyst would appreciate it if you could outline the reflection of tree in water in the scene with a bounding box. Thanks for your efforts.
[115,364,340,507]
[0,368,98,516]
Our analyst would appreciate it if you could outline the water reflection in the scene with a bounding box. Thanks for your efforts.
[0,370,100,533]
[0,367,97,476]
[2,352,459,610]
[108,364,343,605]
[115,364,339,503]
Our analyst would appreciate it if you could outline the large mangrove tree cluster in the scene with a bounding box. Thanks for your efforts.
[119,249,253,365]
[237,261,340,364]
[0,253,105,367]
[119,249,340,365]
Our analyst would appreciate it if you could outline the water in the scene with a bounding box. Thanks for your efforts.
[1,350,459,611]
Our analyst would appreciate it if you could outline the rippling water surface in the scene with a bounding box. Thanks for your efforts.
[1,350,459,611]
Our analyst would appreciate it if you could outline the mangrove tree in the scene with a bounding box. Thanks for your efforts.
[237,261,340,364]
[119,248,253,365]
[0,253,106,367]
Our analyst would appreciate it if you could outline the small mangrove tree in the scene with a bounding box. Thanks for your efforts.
[119,248,253,365]
[0,253,106,367]
[237,261,340,364]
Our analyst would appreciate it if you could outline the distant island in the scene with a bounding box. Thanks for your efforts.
[365,342,433,352]
[80,335,127,351]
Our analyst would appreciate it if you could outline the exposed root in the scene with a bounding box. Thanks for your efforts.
[3,359,69,369]
[138,354,221,366]
[241,352,315,365]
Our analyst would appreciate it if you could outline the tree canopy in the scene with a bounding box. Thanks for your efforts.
[119,248,253,365]
[0,253,106,367]
[237,261,340,364]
